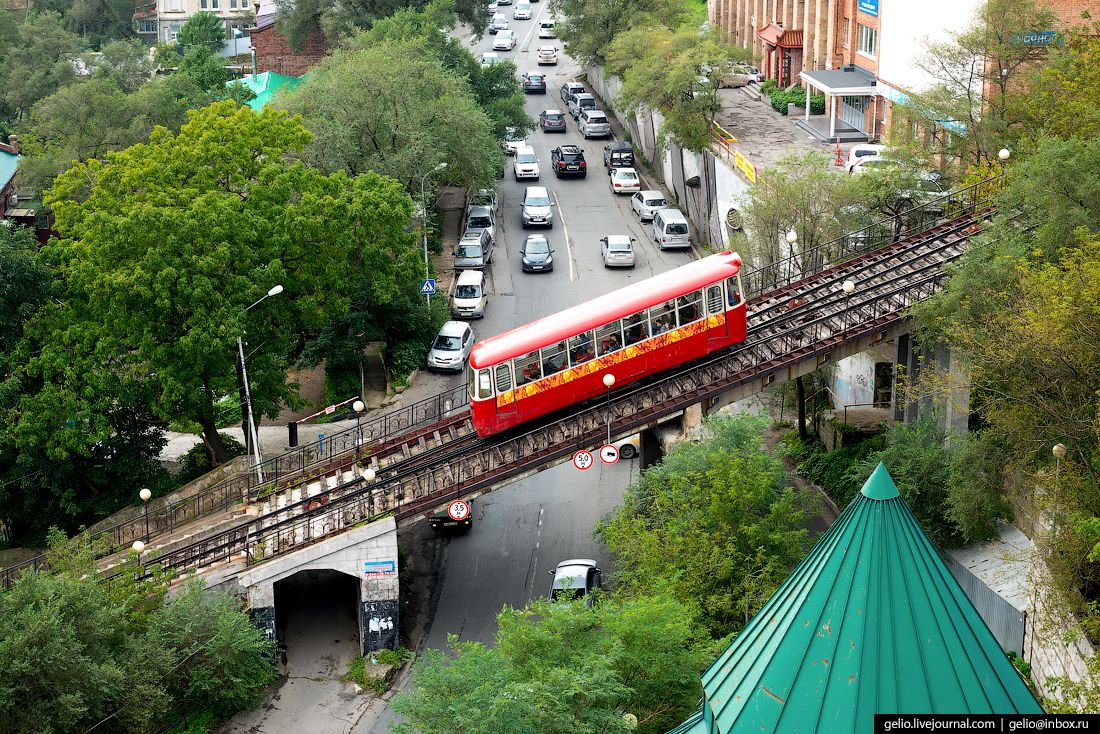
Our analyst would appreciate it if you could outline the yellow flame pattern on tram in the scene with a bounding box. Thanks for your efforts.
[495,314,725,408]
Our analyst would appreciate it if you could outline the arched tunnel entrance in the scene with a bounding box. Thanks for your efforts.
[274,569,361,676]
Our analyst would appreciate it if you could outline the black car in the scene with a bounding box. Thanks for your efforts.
[539,109,567,132]
[551,145,587,178]
[559,81,584,105]
[429,500,473,533]
[603,140,634,169]
[520,233,554,272]
[522,72,547,94]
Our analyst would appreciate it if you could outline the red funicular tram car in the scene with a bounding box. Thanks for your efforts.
[467,251,747,437]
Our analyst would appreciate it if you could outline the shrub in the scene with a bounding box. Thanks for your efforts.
[769,90,789,114]
[387,340,429,381]
[786,86,807,106]
[323,353,362,405]
[795,435,885,508]
[177,433,246,484]
[760,79,779,95]
[810,94,825,114]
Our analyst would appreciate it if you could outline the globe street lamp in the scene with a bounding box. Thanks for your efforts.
[131,540,145,554]
[353,399,365,446]
[785,229,798,283]
[602,373,616,445]
[998,148,1011,184]
[420,162,449,307]
[238,284,284,485]
[139,487,152,541]
[842,279,856,336]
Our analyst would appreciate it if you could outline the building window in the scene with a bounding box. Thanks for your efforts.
[211,0,219,8]
[857,23,877,57]
[168,0,182,10]
[200,0,207,7]
[135,18,157,33]
[842,17,850,48]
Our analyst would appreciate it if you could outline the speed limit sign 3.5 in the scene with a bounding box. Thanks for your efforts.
[447,500,470,521]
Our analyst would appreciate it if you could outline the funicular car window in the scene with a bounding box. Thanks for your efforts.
[623,309,650,346]
[568,330,595,365]
[478,369,493,399]
[726,277,742,307]
[596,320,623,356]
[541,341,569,376]
[706,284,723,314]
[495,363,512,394]
[677,290,702,325]
[651,301,676,334]
[515,352,542,386]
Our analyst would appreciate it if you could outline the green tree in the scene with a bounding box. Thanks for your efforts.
[178,10,228,51]
[178,44,230,93]
[277,0,489,50]
[945,430,1014,544]
[9,101,417,467]
[280,39,505,192]
[0,224,53,365]
[550,0,691,66]
[0,12,86,119]
[595,414,814,635]
[392,595,717,734]
[1015,26,1100,142]
[62,0,141,47]
[89,37,154,92]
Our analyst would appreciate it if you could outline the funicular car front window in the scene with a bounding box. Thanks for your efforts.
[726,277,742,307]
[478,369,493,399]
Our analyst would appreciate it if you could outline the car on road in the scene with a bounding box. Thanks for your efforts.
[522,71,547,94]
[630,190,667,221]
[609,166,641,194]
[521,185,554,228]
[520,233,554,272]
[538,19,555,37]
[849,155,898,175]
[426,321,475,372]
[464,204,496,243]
[560,81,584,105]
[601,234,636,268]
[496,0,511,4]
[429,500,473,532]
[846,144,888,173]
[480,51,500,68]
[548,559,602,606]
[613,434,640,459]
[603,140,634,169]
[501,126,527,155]
[513,0,531,18]
[539,109,567,132]
[454,228,494,269]
[488,0,497,9]
[551,145,586,177]
[512,146,540,180]
[493,29,516,50]
[537,45,558,65]
[450,269,487,319]
[578,109,611,138]
[488,13,508,33]
[470,187,498,211]
[568,93,597,119]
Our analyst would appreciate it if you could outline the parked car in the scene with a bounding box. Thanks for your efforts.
[551,145,586,177]
[538,19,556,37]
[501,126,527,155]
[846,144,889,173]
[426,321,475,372]
[738,64,761,83]
[493,29,516,50]
[560,81,584,105]
[450,269,487,319]
[513,145,540,180]
[454,228,494,269]
[603,140,634,169]
[488,13,508,33]
[850,155,899,175]
[429,499,473,533]
[630,190,667,221]
[488,0,497,9]
[578,109,611,138]
[612,434,640,459]
[520,233,554,272]
[609,167,641,194]
[521,185,554,228]
[480,51,500,68]
[470,187,498,211]
[522,71,547,94]
[464,204,496,243]
[496,0,511,5]
[513,0,531,18]
[539,109,567,132]
[568,93,597,119]
[537,46,559,65]
[601,234,636,268]
[548,559,602,606]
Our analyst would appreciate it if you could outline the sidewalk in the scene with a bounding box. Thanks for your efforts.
[161,417,364,463]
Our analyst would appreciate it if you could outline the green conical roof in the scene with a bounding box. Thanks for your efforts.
[688,462,1041,733]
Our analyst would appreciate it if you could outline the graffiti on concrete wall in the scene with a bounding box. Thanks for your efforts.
[361,599,399,653]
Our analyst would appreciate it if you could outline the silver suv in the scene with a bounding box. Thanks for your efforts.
[568,93,597,120]
[465,204,496,243]
[579,110,611,139]
[454,229,493,270]
[521,186,554,229]
[548,559,602,606]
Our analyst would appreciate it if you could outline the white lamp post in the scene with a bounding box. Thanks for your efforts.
[131,540,145,554]
[419,163,448,308]
[238,284,284,484]
[842,279,855,336]
[785,229,798,282]
[353,399,365,446]
[139,487,152,540]
[602,373,616,445]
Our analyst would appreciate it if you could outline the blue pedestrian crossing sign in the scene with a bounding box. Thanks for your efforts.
[420,279,437,295]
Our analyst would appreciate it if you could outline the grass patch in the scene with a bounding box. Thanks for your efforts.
[344,648,414,695]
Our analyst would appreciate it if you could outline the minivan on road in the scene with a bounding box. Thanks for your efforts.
[652,208,691,249]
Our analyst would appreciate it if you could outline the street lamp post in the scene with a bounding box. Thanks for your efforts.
[239,284,284,485]
[998,148,1011,175]
[353,399,365,446]
[785,229,798,284]
[602,373,616,445]
[139,487,152,541]
[419,162,449,308]
[842,279,855,337]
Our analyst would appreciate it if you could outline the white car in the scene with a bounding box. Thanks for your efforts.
[513,1,531,19]
[537,46,558,65]
[850,155,899,175]
[630,190,667,221]
[538,20,555,38]
[501,126,527,155]
[601,235,636,268]
[489,13,508,33]
[612,434,640,459]
[493,30,517,51]
[480,51,500,68]
[609,167,641,195]
[426,321,475,372]
[513,146,540,180]
[846,144,888,173]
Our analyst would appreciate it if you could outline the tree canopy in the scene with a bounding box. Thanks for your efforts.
[178,11,228,51]
[0,12,85,120]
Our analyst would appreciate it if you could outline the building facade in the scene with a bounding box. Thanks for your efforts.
[140,0,253,44]
[250,4,330,77]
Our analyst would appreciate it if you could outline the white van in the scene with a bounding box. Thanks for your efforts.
[451,270,487,319]
[652,208,691,249]
[538,20,556,38]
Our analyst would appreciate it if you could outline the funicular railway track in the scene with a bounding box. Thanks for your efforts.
[0,176,1003,587]
[140,197,998,581]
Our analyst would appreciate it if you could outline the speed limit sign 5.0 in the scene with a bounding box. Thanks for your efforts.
[572,450,594,470]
